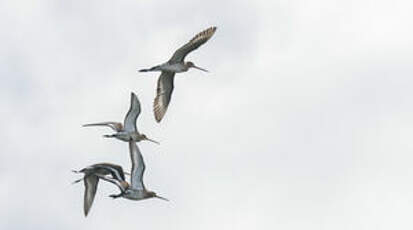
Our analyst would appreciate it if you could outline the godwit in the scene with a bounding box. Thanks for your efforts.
[106,141,168,201]
[83,92,159,144]
[72,163,130,217]
[139,26,217,122]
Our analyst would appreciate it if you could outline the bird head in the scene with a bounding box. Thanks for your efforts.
[140,134,160,145]
[147,191,169,201]
[186,61,208,72]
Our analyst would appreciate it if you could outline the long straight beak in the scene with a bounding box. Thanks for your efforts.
[193,65,209,72]
[155,195,169,202]
[145,137,160,145]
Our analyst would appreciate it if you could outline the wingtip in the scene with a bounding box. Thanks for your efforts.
[130,92,140,108]
[208,26,217,33]
[155,116,161,123]
[154,111,163,123]
[84,205,89,217]
[131,92,137,98]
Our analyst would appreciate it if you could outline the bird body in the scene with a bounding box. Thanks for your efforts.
[139,26,217,122]
[103,131,150,142]
[122,190,158,201]
[140,62,189,73]
[159,62,189,73]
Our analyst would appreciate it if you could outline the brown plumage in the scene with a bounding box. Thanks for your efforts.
[154,71,175,122]
[169,26,217,63]
[149,26,217,122]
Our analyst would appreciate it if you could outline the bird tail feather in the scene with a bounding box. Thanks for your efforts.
[139,65,160,72]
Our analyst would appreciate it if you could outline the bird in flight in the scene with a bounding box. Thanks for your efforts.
[139,26,217,123]
[72,163,130,217]
[83,92,159,144]
[103,141,168,202]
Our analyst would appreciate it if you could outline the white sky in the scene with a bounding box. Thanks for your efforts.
[1,0,413,229]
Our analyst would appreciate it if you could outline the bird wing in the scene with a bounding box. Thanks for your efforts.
[129,140,145,191]
[94,173,127,193]
[123,92,141,132]
[169,26,217,63]
[154,71,175,123]
[96,163,126,181]
[82,122,123,132]
[83,175,99,217]
[74,163,127,184]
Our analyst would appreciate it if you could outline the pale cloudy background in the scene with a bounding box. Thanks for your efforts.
[1,0,413,229]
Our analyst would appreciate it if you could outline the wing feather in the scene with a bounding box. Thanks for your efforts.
[123,92,141,132]
[97,163,126,181]
[82,122,123,132]
[169,26,217,63]
[94,173,127,193]
[84,175,99,217]
[129,141,145,191]
[153,71,175,123]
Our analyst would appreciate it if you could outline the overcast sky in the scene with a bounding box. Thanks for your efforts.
[1,0,413,229]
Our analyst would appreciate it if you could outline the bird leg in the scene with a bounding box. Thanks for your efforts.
[109,193,123,199]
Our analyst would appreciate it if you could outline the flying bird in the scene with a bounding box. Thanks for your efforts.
[72,163,130,217]
[139,26,217,122]
[83,92,159,144]
[106,141,168,202]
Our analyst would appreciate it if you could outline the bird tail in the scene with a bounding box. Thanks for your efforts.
[71,169,84,184]
[103,134,115,138]
[71,178,83,184]
[139,65,160,72]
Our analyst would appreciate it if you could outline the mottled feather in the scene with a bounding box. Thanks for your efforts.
[169,26,217,63]
[153,71,175,122]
